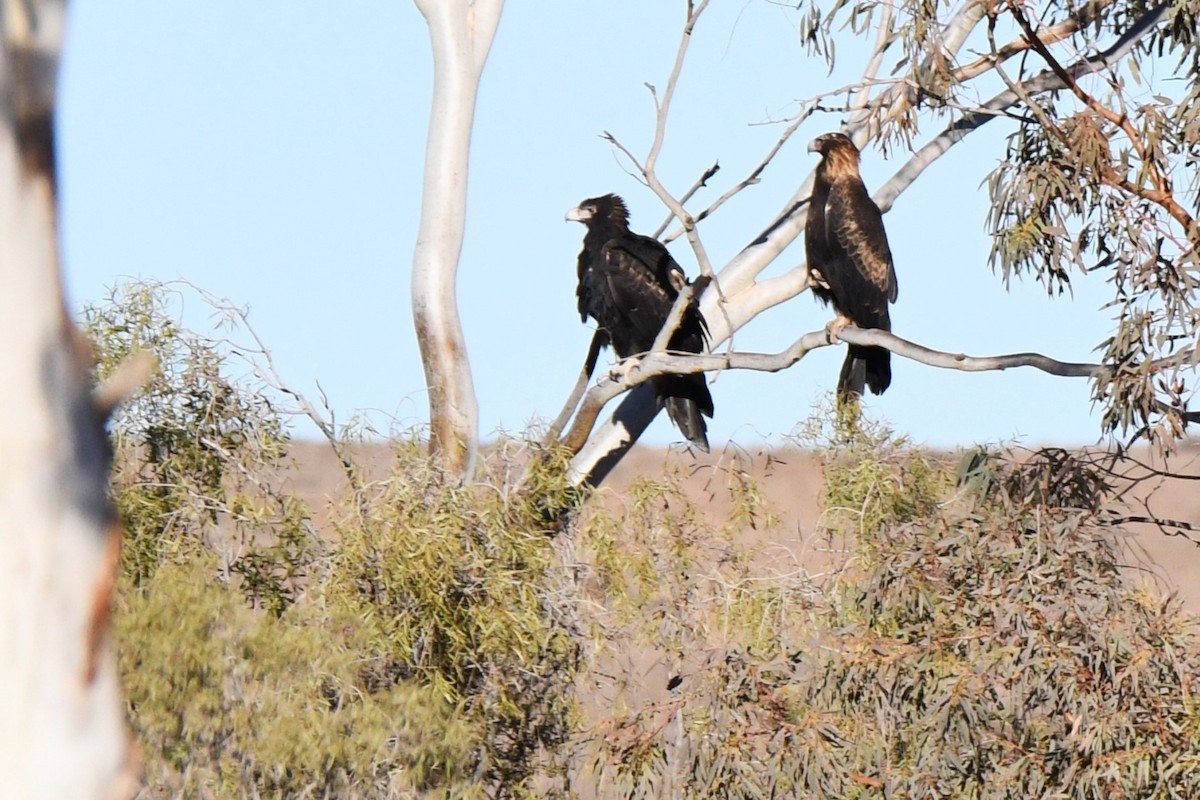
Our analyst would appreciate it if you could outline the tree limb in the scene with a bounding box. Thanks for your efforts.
[952,0,1117,83]
[545,330,606,444]
[846,0,895,130]
[560,324,1164,463]
[655,160,720,239]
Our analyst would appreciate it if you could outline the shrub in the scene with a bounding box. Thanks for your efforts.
[597,409,1200,799]
[118,557,478,799]
[84,280,314,609]
[325,438,582,796]
[89,282,582,798]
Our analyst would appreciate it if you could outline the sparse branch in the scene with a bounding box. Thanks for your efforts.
[644,0,709,178]
[1105,514,1200,546]
[184,283,366,495]
[93,351,157,421]
[651,275,712,355]
[938,0,990,63]
[655,160,719,239]
[545,330,606,443]
[847,0,895,129]
[637,0,717,280]
[662,112,809,244]
[838,328,1100,376]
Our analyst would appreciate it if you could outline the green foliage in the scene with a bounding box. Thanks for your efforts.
[795,403,950,538]
[326,438,582,795]
[599,406,1200,799]
[119,558,477,799]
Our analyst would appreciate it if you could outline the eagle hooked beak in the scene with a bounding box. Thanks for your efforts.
[807,137,823,153]
[566,205,593,223]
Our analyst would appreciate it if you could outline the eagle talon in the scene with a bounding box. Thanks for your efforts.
[607,357,640,384]
[825,315,854,343]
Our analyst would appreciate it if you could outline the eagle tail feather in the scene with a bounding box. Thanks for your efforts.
[837,350,867,404]
[659,375,712,452]
[838,345,890,403]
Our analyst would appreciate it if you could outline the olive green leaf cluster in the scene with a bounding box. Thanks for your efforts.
[594,412,1200,799]
[117,556,476,799]
[85,281,582,798]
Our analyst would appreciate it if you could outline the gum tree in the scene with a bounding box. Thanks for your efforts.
[554,0,1199,486]
[409,0,1198,488]
[0,0,139,795]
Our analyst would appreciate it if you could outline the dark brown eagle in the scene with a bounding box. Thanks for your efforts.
[805,132,898,401]
[567,194,713,451]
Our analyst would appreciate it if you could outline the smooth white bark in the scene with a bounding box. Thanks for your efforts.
[411,0,503,480]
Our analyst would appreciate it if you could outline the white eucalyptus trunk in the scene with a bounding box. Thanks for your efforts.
[0,1,133,796]
[411,0,503,481]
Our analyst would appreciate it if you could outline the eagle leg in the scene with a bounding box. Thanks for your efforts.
[825,313,855,343]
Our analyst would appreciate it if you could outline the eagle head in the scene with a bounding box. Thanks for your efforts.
[566,193,630,228]
[807,132,859,155]
[808,132,862,175]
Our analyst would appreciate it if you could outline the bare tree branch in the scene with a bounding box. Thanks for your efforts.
[183,283,368,497]
[545,330,606,444]
[662,111,809,245]
[560,324,1150,458]
[655,160,720,239]
[846,0,895,130]
[93,350,157,421]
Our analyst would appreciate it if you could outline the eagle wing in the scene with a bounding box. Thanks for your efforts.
[598,238,679,352]
[827,179,898,310]
[576,249,594,323]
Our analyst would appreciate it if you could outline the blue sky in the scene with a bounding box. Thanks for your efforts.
[57,1,1116,450]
